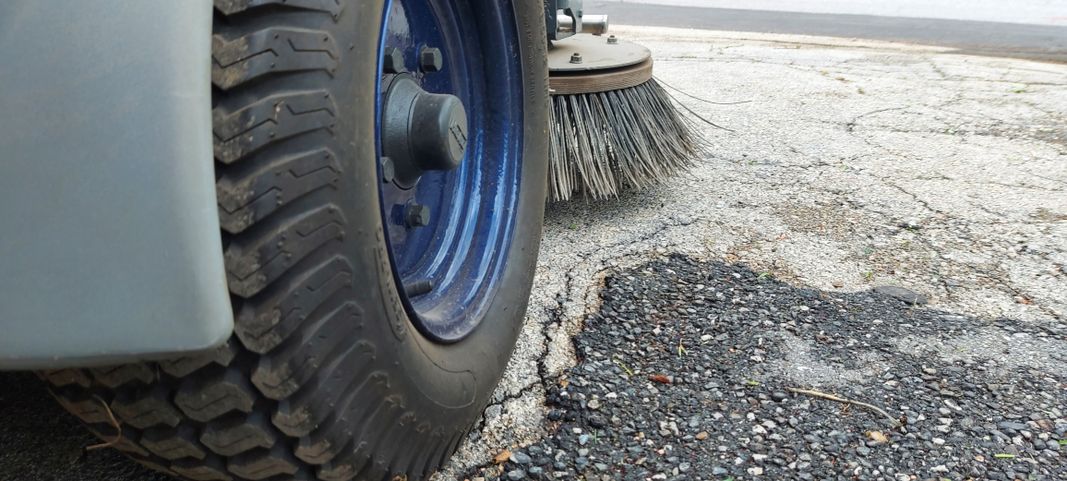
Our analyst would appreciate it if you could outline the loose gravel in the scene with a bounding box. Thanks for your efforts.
[465,255,1066,481]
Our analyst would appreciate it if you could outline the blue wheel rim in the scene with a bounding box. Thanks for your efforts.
[376,0,524,342]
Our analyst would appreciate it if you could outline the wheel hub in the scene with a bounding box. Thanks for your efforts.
[381,75,468,188]
[376,0,524,342]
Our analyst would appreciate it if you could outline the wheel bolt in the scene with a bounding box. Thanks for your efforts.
[383,47,405,73]
[405,203,430,227]
[404,279,434,297]
[569,52,582,64]
[607,35,618,44]
[419,47,443,72]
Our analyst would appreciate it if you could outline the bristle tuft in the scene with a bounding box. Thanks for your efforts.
[548,79,705,202]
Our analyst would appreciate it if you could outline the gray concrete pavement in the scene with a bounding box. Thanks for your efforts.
[440,25,1067,479]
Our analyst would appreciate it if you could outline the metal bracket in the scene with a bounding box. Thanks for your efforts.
[545,0,582,41]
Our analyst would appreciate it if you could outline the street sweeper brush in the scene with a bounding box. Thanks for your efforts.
[548,33,703,202]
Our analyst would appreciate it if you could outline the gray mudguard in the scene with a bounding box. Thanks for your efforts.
[0,0,232,369]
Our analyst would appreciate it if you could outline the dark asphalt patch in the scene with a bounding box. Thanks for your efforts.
[467,255,1066,481]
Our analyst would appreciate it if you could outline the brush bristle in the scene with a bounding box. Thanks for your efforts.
[548,78,704,202]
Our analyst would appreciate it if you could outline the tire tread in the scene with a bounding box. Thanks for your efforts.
[38,1,549,479]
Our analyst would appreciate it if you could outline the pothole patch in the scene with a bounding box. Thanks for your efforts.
[466,255,1066,481]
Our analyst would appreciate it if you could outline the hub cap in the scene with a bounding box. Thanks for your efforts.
[381,75,468,187]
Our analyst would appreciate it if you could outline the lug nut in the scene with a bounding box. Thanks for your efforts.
[419,47,443,72]
[405,203,430,228]
[383,47,405,73]
[569,52,582,64]
[607,35,618,44]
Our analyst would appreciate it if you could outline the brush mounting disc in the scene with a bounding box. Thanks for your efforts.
[549,34,653,95]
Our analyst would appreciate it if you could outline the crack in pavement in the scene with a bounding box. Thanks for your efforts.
[435,25,1067,480]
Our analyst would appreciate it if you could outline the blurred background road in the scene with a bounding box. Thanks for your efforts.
[589,0,1067,63]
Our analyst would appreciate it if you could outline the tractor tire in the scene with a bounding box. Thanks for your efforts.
[41,1,549,480]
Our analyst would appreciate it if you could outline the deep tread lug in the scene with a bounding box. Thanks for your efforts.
[175,368,258,422]
[142,425,208,461]
[51,391,113,425]
[224,204,345,298]
[250,301,362,399]
[160,339,240,378]
[235,255,353,353]
[217,148,342,235]
[313,391,399,478]
[110,385,182,429]
[213,28,339,90]
[213,90,337,165]
[85,424,152,457]
[201,412,277,456]
[227,445,301,480]
[90,363,156,388]
[272,341,374,438]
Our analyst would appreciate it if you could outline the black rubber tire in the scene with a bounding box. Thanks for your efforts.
[40,1,549,480]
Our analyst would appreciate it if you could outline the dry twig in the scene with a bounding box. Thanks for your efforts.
[787,387,902,428]
[84,395,123,451]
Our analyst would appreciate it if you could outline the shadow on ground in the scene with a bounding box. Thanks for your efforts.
[0,373,168,481]
[468,254,1066,481]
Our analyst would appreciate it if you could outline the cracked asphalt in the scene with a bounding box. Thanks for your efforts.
[438,26,1067,479]
[1,26,1065,481]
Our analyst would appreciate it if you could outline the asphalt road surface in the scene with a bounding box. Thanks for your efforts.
[587,0,1067,63]
[452,24,1067,480]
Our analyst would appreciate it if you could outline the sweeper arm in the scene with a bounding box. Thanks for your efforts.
[546,0,583,40]
[546,0,608,40]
